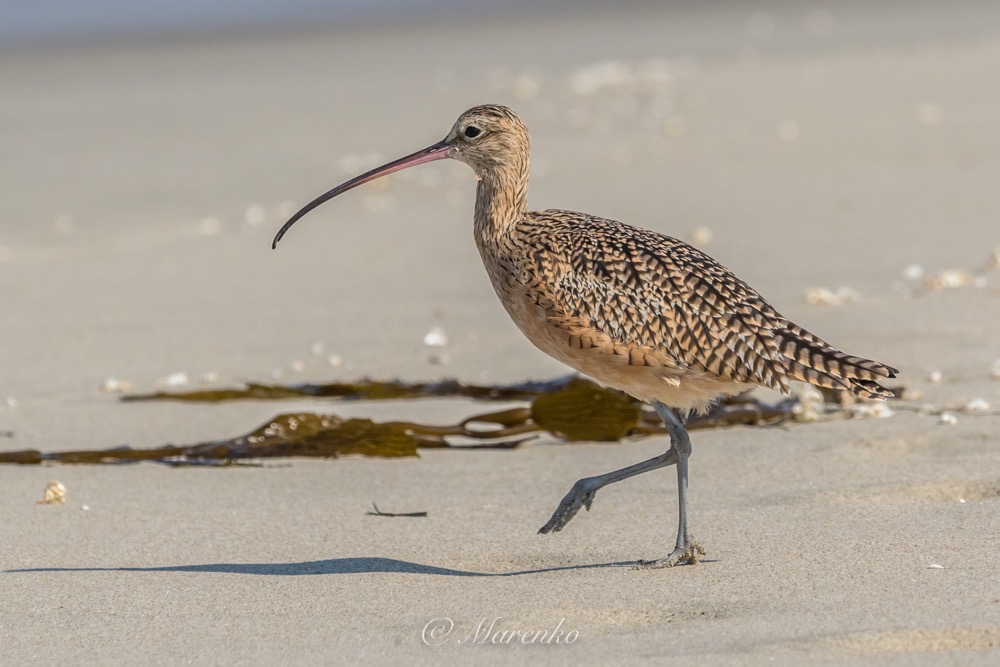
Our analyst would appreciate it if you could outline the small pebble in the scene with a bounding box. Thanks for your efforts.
[427,352,450,365]
[38,481,67,505]
[310,342,325,356]
[925,269,974,290]
[939,412,958,426]
[927,371,942,383]
[423,326,448,348]
[99,377,134,393]
[927,563,945,569]
[792,385,825,422]
[199,371,219,385]
[805,286,861,306]
[81,504,90,512]
[965,398,990,412]
[289,360,305,373]
[902,264,925,281]
[853,403,894,419]
[327,355,343,368]
[157,372,189,388]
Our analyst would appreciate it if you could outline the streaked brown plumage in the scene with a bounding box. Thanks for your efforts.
[273,104,897,567]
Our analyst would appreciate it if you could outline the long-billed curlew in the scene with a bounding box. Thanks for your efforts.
[272,104,897,567]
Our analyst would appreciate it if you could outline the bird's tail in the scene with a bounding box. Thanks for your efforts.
[773,322,898,399]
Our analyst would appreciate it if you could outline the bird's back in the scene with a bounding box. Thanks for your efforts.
[486,209,896,411]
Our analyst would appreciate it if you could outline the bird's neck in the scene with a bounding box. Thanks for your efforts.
[473,161,529,248]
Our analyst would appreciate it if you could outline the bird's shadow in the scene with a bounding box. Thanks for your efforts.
[5,556,652,577]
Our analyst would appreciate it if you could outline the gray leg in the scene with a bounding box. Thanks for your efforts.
[538,401,704,568]
[636,402,704,568]
[537,448,678,534]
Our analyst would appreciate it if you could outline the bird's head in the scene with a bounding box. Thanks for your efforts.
[272,104,529,248]
[443,104,530,177]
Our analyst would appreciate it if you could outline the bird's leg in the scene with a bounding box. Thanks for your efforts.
[636,402,705,568]
[537,401,705,568]
[538,446,679,534]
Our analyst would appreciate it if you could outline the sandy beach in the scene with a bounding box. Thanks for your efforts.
[2,1,999,663]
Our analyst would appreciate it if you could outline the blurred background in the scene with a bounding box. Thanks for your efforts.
[1,1,997,448]
[3,7,998,663]
[5,0,608,44]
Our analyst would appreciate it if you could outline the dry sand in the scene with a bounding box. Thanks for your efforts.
[2,2,999,664]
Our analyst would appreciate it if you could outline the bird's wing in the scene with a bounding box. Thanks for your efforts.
[520,212,895,396]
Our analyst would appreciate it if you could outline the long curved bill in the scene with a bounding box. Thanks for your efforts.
[272,138,452,249]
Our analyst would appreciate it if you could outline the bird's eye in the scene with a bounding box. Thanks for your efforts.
[464,125,481,138]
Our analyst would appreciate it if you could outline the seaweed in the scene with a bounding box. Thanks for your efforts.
[0,377,806,465]
[120,376,582,403]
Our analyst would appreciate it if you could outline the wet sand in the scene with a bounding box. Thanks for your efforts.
[2,2,999,663]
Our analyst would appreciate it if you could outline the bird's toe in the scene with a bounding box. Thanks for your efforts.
[538,481,599,534]
[634,540,706,569]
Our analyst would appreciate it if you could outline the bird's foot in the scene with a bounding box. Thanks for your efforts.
[538,477,600,534]
[634,540,706,569]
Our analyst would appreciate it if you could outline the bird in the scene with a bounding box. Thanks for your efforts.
[272,104,897,568]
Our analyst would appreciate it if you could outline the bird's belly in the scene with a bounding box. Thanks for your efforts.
[496,285,750,412]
